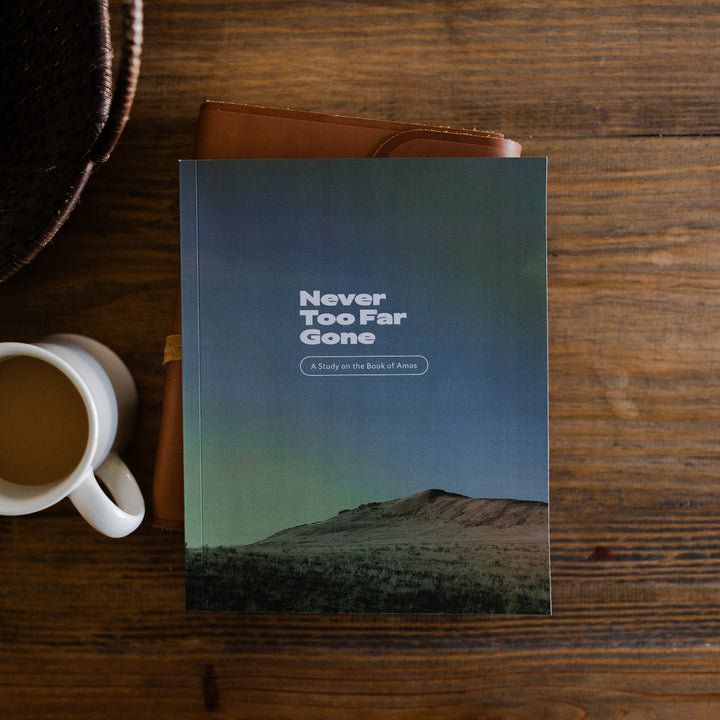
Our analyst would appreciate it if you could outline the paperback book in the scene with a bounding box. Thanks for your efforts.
[180,157,550,613]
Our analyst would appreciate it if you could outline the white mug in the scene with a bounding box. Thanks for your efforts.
[0,334,144,537]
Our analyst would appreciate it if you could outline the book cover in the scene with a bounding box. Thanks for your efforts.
[180,157,550,614]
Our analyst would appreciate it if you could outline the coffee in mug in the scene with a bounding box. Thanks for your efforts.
[0,356,89,486]
[0,334,144,537]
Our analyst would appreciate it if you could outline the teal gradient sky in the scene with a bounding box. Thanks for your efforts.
[181,158,548,547]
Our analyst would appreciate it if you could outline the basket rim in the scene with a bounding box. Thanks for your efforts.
[0,0,143,283]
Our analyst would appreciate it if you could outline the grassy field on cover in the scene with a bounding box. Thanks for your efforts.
[186,540,550,614]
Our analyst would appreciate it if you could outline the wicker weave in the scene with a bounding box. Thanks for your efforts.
[0,0,142,282]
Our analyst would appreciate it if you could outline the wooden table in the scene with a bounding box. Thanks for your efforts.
[2,1,720,717]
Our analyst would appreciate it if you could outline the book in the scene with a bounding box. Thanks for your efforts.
[179,156,550,614]
[152,102,522,531]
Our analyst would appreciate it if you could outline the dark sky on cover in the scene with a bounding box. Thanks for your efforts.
[181,157,548,547]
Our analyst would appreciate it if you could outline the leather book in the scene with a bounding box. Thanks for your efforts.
[151,101,522,530]
[193,100,521,159]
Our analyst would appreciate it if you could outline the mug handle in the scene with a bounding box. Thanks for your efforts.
[69,452,145,538]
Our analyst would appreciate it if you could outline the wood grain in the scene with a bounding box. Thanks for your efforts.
[2,0,720,717]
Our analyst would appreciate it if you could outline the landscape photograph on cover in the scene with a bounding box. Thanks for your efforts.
[180,157,550,614]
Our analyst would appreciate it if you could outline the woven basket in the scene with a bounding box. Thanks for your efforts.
[0,0,143,282]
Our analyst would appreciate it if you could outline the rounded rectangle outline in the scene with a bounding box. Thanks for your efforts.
[300,355,429,377]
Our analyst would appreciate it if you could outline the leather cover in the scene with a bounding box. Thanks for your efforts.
[151,101,522,530]
[151,287,184,530]
[193,101,521,159]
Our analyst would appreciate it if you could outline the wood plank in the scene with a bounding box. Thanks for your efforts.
[137,0,720,138]
[3,504,720,653]
[4,652,720,719]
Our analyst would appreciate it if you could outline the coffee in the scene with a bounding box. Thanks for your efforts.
[0,356,89,486]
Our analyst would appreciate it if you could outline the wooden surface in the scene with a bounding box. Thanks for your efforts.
[2,0,720,717]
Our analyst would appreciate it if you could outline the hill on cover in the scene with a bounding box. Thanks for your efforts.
[186,489,550,614]
[254,489,548,548]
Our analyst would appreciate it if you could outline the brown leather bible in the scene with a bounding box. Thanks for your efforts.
[151,101,521,530]
[193,100,521,159]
